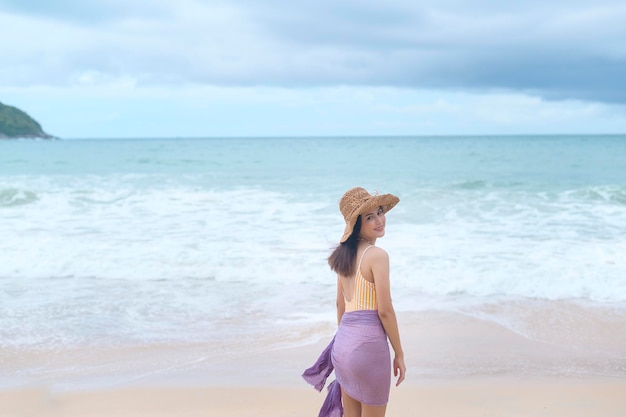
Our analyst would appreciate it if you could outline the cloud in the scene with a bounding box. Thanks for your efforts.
[0,0,171,23]
[1,0,626,104]
[4,83,625,138]
[1,0,626,137]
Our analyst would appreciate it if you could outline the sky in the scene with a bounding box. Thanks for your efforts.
[1,0,626,138]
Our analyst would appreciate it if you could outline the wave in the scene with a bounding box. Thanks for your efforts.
[565,185,626,205]
[0,188,39,207]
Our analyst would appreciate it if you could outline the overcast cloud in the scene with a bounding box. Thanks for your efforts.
[1,0,625,137]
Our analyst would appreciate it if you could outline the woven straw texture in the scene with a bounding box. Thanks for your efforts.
[339,187,399,243]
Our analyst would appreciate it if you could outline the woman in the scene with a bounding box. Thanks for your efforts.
[303,187,406,417]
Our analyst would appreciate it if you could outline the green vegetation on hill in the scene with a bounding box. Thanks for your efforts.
[0,102,54,139]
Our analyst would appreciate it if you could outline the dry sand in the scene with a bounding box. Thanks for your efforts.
[2,380,626,417]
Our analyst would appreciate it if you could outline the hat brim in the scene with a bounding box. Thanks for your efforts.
[339,193,399,243]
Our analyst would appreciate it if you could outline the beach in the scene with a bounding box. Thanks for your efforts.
[3,381,626,417]
[3,307,626,416]
[2,136,626,416]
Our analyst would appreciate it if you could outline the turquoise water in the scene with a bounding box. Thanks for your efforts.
[2,136,625,186]
[1,135,625,354]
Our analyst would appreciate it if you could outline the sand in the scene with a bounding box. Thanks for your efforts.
[2,380,626,417]
[2,306,626,416]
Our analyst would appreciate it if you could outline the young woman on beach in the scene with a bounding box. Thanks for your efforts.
[303,187,406,417]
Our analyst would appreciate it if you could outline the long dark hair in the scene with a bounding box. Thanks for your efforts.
[328,216,362,277]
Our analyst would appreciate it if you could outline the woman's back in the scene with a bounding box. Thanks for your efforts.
[342,245,378,312]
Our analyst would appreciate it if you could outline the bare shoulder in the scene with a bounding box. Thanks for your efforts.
[363,246,389,265]
[369,245,388,256]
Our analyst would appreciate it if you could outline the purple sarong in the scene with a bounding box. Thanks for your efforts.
[302,310,390,417]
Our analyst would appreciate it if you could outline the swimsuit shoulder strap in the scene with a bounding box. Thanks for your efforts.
[356,245,374,275]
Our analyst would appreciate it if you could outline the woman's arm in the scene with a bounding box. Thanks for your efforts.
[336,274,346,325]
[369,248,406,386]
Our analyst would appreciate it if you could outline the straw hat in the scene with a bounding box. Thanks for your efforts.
[339,187,399,243]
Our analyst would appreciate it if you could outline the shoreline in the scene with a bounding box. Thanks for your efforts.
[3,303,626,390]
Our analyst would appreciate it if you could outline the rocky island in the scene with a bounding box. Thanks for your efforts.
[0,102,56,139]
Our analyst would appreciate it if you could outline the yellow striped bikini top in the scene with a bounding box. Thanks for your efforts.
[344,245,377,312]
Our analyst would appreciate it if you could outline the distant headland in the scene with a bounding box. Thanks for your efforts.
[0,102,56,139]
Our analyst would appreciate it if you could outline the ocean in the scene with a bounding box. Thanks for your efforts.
[1,135,626,387]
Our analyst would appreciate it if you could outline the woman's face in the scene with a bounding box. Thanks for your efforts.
[359,206,386,241]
